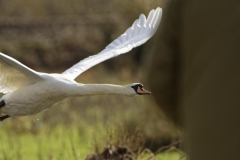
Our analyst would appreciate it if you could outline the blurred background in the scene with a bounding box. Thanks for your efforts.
[0,0,182,159]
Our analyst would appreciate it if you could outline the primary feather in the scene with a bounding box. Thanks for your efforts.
[62,7,162,80]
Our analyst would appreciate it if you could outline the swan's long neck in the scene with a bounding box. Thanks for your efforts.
[71,84,132,96]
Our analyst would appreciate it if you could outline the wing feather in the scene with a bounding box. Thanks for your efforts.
[0,53,43,94]
[62,7,162,80]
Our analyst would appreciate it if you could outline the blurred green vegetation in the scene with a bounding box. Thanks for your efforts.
[0,0,183,159]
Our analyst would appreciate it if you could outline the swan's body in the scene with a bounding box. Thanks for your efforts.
[0,8,162,120]
[2,74,137,116]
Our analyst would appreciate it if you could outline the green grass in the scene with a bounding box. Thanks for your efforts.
[0,124,184,160]
[0,89,182,160]
[0,122,110,160]
[1,125,81,159]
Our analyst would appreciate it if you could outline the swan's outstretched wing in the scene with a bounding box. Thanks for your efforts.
[62,7,162,80]
[0,53,44,94]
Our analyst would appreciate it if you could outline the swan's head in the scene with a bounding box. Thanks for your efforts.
[126,83,151,96]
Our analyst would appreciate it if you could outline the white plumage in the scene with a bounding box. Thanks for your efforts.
[62,8,162,79]
[0,8,162,121]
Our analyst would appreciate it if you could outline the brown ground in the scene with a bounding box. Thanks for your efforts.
[86,141,183,160]
[86,146,135,160]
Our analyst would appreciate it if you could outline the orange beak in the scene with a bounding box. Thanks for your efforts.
[137,86,151,95]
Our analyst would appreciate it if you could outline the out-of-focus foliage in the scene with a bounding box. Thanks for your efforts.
[0,0,164,72]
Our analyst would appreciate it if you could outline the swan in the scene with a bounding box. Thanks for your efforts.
[0,8,162,121]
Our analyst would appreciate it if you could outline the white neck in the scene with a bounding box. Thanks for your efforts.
[70,84,135,96]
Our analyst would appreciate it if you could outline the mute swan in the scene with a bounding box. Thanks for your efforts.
[0,8,162,121]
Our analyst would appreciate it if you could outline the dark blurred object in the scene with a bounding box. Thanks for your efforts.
[147,0,240,160]
[86,146,134,160]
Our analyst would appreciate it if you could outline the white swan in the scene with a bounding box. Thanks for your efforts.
[0,8,162,121]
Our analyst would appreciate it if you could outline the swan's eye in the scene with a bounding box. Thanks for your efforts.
[131,84,142,91]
